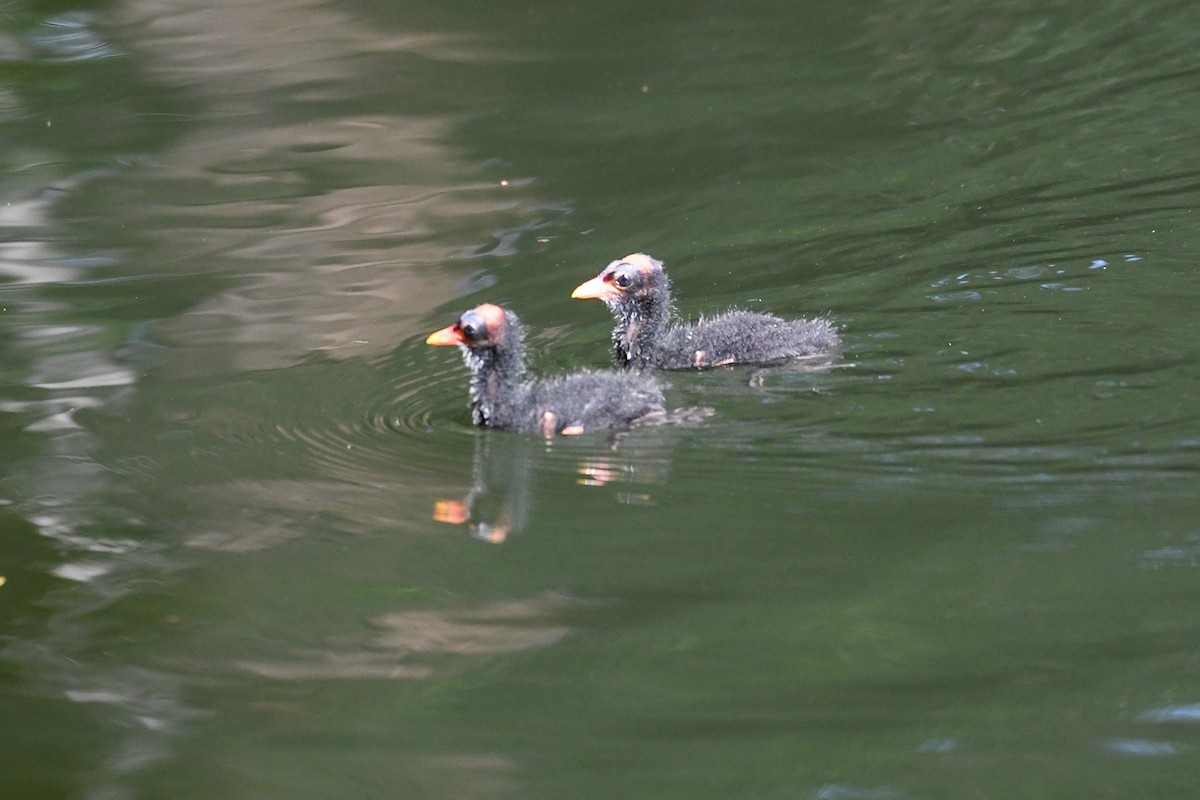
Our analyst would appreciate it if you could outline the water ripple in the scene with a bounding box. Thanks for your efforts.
[219,345,473,483]
[26,12,122,61]
[927,253,1143,303]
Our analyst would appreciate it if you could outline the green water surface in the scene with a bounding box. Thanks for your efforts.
[2,1,1199,798]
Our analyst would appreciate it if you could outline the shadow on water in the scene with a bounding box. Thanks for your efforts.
[2,0,1200,797]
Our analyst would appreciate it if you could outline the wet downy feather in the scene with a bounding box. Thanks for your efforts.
[573,253,839,369]
[427,303,665,435]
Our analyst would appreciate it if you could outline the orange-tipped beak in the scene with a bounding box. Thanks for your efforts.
[571,275,617,301]
[425,325,464,346]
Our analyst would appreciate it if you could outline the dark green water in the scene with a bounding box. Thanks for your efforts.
[3,1,1199,797]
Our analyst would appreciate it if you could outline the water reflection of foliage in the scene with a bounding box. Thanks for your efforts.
[237,591,579,680]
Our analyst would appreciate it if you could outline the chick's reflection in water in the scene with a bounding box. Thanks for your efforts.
[434,433,533,544]
[433,430,673,543]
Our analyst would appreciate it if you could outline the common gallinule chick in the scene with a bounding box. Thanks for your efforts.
[426,303,665,436]
[572,253,839,369]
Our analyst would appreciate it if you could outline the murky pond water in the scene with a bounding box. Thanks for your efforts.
[3,1,1199,797]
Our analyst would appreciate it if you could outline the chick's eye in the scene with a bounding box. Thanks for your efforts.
[613,272,632,289]
[459,323,476,337]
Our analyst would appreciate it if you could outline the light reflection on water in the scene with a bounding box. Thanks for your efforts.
[1,2,580,796]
